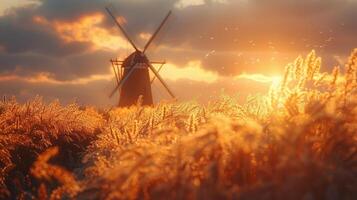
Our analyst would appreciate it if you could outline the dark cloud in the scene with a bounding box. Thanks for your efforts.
[0,5,91,56]
[65,50,116,80]
[0,50,115,80]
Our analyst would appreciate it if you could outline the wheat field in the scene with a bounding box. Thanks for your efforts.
[0,49,356,200]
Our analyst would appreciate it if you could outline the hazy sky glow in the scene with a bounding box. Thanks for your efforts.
[0,0,356,106]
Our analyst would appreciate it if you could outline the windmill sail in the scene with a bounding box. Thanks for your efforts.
[143,11,172,53]
[105,7,138,51]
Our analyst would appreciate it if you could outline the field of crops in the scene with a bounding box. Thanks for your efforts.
[1,50,356,200]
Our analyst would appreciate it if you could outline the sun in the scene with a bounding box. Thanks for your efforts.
[270,76,282,89]
[271,76,282,85]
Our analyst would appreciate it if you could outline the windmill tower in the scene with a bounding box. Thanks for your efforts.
[106,7,175,107]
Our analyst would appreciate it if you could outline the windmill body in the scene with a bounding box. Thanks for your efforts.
[119,51,153,106]
[106,7,175,107]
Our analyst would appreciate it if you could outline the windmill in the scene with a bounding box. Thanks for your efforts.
[105,7,175,107]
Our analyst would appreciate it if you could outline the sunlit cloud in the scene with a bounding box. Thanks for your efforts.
[158,59,284,86]
[160,60,219,83]
[175,0,228,8]
[235,73,282,83]
[0,0,39,15]
[139,32,152,41]
[175,0,205,8]
[33,14,128,51]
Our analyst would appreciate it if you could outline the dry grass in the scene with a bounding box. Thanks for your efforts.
[0,98,103,199]
[0,49,356,200]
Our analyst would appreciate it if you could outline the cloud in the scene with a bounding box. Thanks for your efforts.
[175,0,205,9]
[160,60,219,83]
[0,49,116,81]
[144,0,357,74]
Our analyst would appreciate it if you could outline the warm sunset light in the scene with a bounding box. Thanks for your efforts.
[2,0,355,104]
[0,1,356,199]
[270,75,282,88]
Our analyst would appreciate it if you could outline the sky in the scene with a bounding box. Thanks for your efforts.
[0,0,356,106]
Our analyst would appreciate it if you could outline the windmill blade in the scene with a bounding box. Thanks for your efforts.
[143,10,172,53]
[105,7,139,51]
[148,63,175,99]
[150,63,165,84]
[111,61,120,85]
[109,62,137,98]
